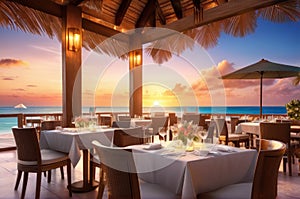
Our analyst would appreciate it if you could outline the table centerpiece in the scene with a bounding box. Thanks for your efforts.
[171,120,198,151]
[74,115,98,131]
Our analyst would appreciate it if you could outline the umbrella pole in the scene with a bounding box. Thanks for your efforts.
[260,72,263,119]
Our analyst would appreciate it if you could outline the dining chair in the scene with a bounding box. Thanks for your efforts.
[214,118,249,148]
[230,116,250,148]
[168,113,177,140]
[199,114,210,130]
[111,121,131,128]
[182,113,200,125]
[198,139,286,199]
[12,127,72,199]
[25,118,43,136]
[113,127,145,147]
[90,127,145,198]
[230,116,240,134]
[117,115,131,121]
[41,120,62,130]
[148,116,168,142]
[98,115,112,127]
[294,148,300,176]
[40,120,64,182]
[205,123,216,143]
[260,122,292,176]
[92,140,178,199]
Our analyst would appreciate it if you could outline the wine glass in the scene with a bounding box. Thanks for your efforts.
[170,125,178,140]
[197,126,208,144]
[158,127,167,145]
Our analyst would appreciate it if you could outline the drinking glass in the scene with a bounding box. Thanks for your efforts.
[197,127,208,143]
[158,127,167,145]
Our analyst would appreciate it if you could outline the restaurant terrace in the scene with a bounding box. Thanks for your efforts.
[1,0,300,199]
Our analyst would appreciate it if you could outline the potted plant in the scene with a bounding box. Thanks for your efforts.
[286,99,300,125]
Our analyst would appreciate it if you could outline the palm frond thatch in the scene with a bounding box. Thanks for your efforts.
[145,32,195,64]
[83,29,129,58]
[258,0,300,22]
[0,1,61,39]
[1,0,300,65]
[222,12,258,37]
[185,22,222,48]
[293,74,300,86]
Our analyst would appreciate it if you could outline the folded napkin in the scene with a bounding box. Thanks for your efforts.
[215,145,238,153]
[193,149,210,156]
[144,143,162,150]
[62,128,78,132]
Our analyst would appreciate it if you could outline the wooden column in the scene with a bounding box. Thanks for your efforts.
[129,34,143,117]
[62,5,82,127]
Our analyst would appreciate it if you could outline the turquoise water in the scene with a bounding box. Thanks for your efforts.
[0,106,287,134]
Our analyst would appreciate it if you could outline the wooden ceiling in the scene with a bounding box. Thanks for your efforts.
[9,0,290,44]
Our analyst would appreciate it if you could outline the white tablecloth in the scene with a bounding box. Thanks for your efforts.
[40,128,114,166]
[236,122,300,140]
[235,122,260,136]
[130,144,257,199]
[131,118,152,128]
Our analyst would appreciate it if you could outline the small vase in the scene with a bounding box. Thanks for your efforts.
[185,138,194,152]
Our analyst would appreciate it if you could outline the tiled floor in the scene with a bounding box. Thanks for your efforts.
[0,149,300,199]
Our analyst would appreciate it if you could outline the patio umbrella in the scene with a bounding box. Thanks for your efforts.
[14,103,27,109]
[221,59,300,118]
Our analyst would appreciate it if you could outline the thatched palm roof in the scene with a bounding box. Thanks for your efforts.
[1,0,300,63]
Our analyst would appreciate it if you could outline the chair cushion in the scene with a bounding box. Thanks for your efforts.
[198,182,252,199]
[41,149,69,165]
[140,181,179,199]
[236,134,249,140]
[219,135,239,141]
[91,154,101,164]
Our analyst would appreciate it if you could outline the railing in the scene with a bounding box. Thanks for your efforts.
[0,112,288,128]
[0,112,288,151]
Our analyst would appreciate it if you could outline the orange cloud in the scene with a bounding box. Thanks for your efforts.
[2,77,15,80]
[27,85,37,87]
[172,83,188,93]
[0,58,28,68]
[12,88,26,91]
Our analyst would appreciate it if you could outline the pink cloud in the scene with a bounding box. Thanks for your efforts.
[190,60,299,106]
[0,58,28,68]
[172,83,188,93]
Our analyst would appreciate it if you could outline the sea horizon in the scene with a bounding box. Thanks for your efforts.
[0,105,288,134]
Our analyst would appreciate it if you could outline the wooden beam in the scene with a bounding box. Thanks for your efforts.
[115,0,133,26]
[8,0,62,17]
[82,18,129,42]
[170,0,183,19]
[141,0,288,43]
[9,0,126,39]
[135,0,156,28]
[62,5,82,127]
[149,10,156,27]
[129,34,143,118]
[156,0,166,25]
[193,0,201,10]
[215,0,229,5]
[70,0,85,6]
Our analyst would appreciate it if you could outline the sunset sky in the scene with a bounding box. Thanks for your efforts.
[0,18,299,108]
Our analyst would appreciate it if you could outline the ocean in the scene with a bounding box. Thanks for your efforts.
[0,106,287,134]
